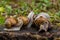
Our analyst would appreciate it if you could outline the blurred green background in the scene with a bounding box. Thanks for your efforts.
[0,0,60,25]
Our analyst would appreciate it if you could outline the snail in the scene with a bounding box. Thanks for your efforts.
[34,12,51,32]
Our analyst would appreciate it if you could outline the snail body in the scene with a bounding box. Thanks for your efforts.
[27,11,34,28]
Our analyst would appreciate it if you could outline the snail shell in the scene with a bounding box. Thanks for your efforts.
[5,16,17,28]
[17,16,29,26]
[34,12,50,31]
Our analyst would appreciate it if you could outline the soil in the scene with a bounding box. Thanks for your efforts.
[0,25,60,40]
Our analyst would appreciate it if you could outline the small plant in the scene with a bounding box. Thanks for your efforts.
[5,5,12,15]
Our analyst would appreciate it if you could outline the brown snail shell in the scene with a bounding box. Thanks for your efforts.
[34,12,50,31]
[17,16,29,25]
[34,16,48,26]
[5,16,17,28]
